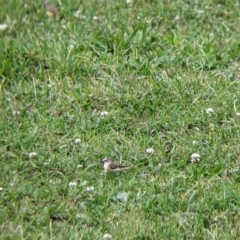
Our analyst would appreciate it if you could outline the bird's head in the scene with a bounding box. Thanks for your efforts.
[101,158,112,164]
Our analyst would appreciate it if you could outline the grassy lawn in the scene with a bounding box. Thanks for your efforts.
[1,0,240,239]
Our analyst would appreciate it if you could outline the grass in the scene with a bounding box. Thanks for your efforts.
[1,0,240,239]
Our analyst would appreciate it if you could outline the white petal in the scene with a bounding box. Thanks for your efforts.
[146,148,154,154]
[74,138,81,144]
[103,233,112,239]
[81,181,87,186]
[191,153,201,158]
[12,110,21,116]
[86,186,94,191]
[173,15,180,22]
[192,140,198,146]
[194,127,200,132]
[74,10,81,19]
[69,181,78,187]
[191,153,201,163]
[206,108,214,114]
[100,111,109,117]
[68,45,74,51]
[0,23,8,31]
[28,152,37,158]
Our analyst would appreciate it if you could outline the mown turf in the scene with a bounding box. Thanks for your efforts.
[1,0,240,239]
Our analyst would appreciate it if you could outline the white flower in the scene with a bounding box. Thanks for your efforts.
[74,138,81,144]
[236,112,240,117]
[43,160,50,165]
[92,16,98,20]
[81,181,87,186]
[86,186,94,191]
[0,187,3,191]
[77,164,83,168]
[191,153,201,163]
[0,23,8,31]
[69,181,78,187]
[194,127,200,132]
[209,123,215,129]
[209,33,214,38]
[103,233,112,239]
[28,152,37,158]
[100,111,108,117]
[146,148,154,154]
[126,0,132,4]
[192,140,198,146]
[68,44,74,51]
[206,108,214,114]
[12,110,20,116]
[173,15,180,22]
[198,10,205,14]
[74,10,81,19]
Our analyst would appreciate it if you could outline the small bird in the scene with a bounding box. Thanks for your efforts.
[101,158,131,172]
[45,2,59,18]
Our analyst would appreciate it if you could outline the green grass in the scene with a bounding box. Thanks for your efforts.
[1,0,240,239]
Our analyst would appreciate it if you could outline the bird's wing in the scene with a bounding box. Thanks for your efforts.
[109,163,131,170]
